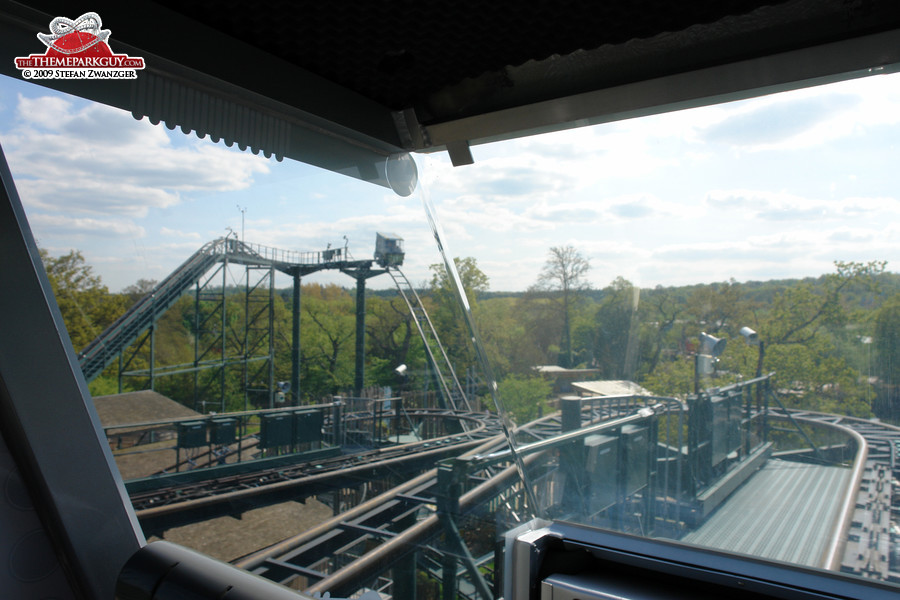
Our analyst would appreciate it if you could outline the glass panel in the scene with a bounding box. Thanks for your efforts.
[2,67,900,598]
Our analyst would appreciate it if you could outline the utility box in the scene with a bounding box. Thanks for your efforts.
[585,434,618,513]
[620,424,650,497]
[293,410,324,444]
[374,233,404,267]
[177,421,207,449]
[260,413,292,449]
[322,248,341,262]
[209,418,237,446]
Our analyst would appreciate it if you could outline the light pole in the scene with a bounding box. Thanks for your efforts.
[740,326,764,378]
[236,204,246,243]
[695,332,726,394]
[740,327,765,434]
[860,336,872,407]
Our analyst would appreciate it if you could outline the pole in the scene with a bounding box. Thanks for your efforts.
[694,353,700,395]
[237,204,246,243]
[292,271,301,405]
[354,274,366,398]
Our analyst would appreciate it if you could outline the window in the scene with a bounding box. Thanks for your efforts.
[2,64,899,599]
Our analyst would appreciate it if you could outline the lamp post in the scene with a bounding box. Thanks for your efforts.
[393,365,408,444]
[740,326,764,377]
[694,332,726,394]
[740,326,765,440]
[236,204,246,243]
[860,336,872,407]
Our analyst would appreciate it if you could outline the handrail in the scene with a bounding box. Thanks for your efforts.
[793,418,868,571]
[474,401,667,467]
[101,402,337,434]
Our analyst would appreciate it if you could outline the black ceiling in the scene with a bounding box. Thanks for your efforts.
[153,0,900,124]
[3,0,900,181]
[155,1,786,110]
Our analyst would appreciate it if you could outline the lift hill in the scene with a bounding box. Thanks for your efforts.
[77,233,468,411]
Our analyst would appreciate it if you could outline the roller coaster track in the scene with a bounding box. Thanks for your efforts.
[227,405,900,597]
[78,237,384,381]
[769,408,900,582]
[386,267,470,412]
[235,409,568,597]
[132,409,503,534]
[78,238,225,381]
[78,238,469,422]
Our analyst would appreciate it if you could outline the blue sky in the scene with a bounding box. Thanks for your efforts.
[2,70,900,293]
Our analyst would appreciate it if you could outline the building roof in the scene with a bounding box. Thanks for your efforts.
[93,390,199,429]
[571,380,652,397]
[534,365,600,375]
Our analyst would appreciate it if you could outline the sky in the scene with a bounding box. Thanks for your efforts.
[2,70,900,293]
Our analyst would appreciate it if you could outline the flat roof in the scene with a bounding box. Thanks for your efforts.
[534,365,600,374]
[93,390,199,429]
[681,459,853,568]
[571,380,652,397]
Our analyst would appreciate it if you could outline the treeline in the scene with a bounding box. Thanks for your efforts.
[41,248,900,424]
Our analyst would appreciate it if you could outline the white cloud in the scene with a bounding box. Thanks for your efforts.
[706,189,900,222]
[16,177,180,217]
[695,73,900,152]
[7,70,900,293]
[160,227,202,240]
[27,213,145,238]
[5,94,269,218]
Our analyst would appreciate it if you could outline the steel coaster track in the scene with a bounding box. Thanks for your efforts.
[235,412,569,595]
[131,409,503,533]
[238,434,526,597]
[236,405,900,597]
[131,409,500,509]
[78,236,381,382]
[768,408,900,582]
[386,267,471,412]
[79,239,224,381]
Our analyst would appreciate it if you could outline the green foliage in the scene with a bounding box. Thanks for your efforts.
[429,256,489,309]
[300,284,356,399]
[496,374,552,424]
[40,248,129,351]
[428,257,490,372]
[531,246,591,367]
[874,293,900,420]
[476,297,545,376]
[43,246,890,422]
[365,295,425,386]
[581,277,640,377]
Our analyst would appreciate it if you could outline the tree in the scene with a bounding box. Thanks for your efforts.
[40,248,129,352]
[122,278,158,305]
[496,373,552,425]
[874,293,900,420]
[639,285,686,377]
[366,295,425,386]
[301,284,356,399]
[762,261,885,347]
[429,256,489,310]
[686,279,746,336]
[428,257,490,370]
[590,277,641,379]
[531,245,590,367]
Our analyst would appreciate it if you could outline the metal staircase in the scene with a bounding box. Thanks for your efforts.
[78,238,230,381]
[386,267,470,412]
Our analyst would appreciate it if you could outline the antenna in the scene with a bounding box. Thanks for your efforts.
[236,205,247,243]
